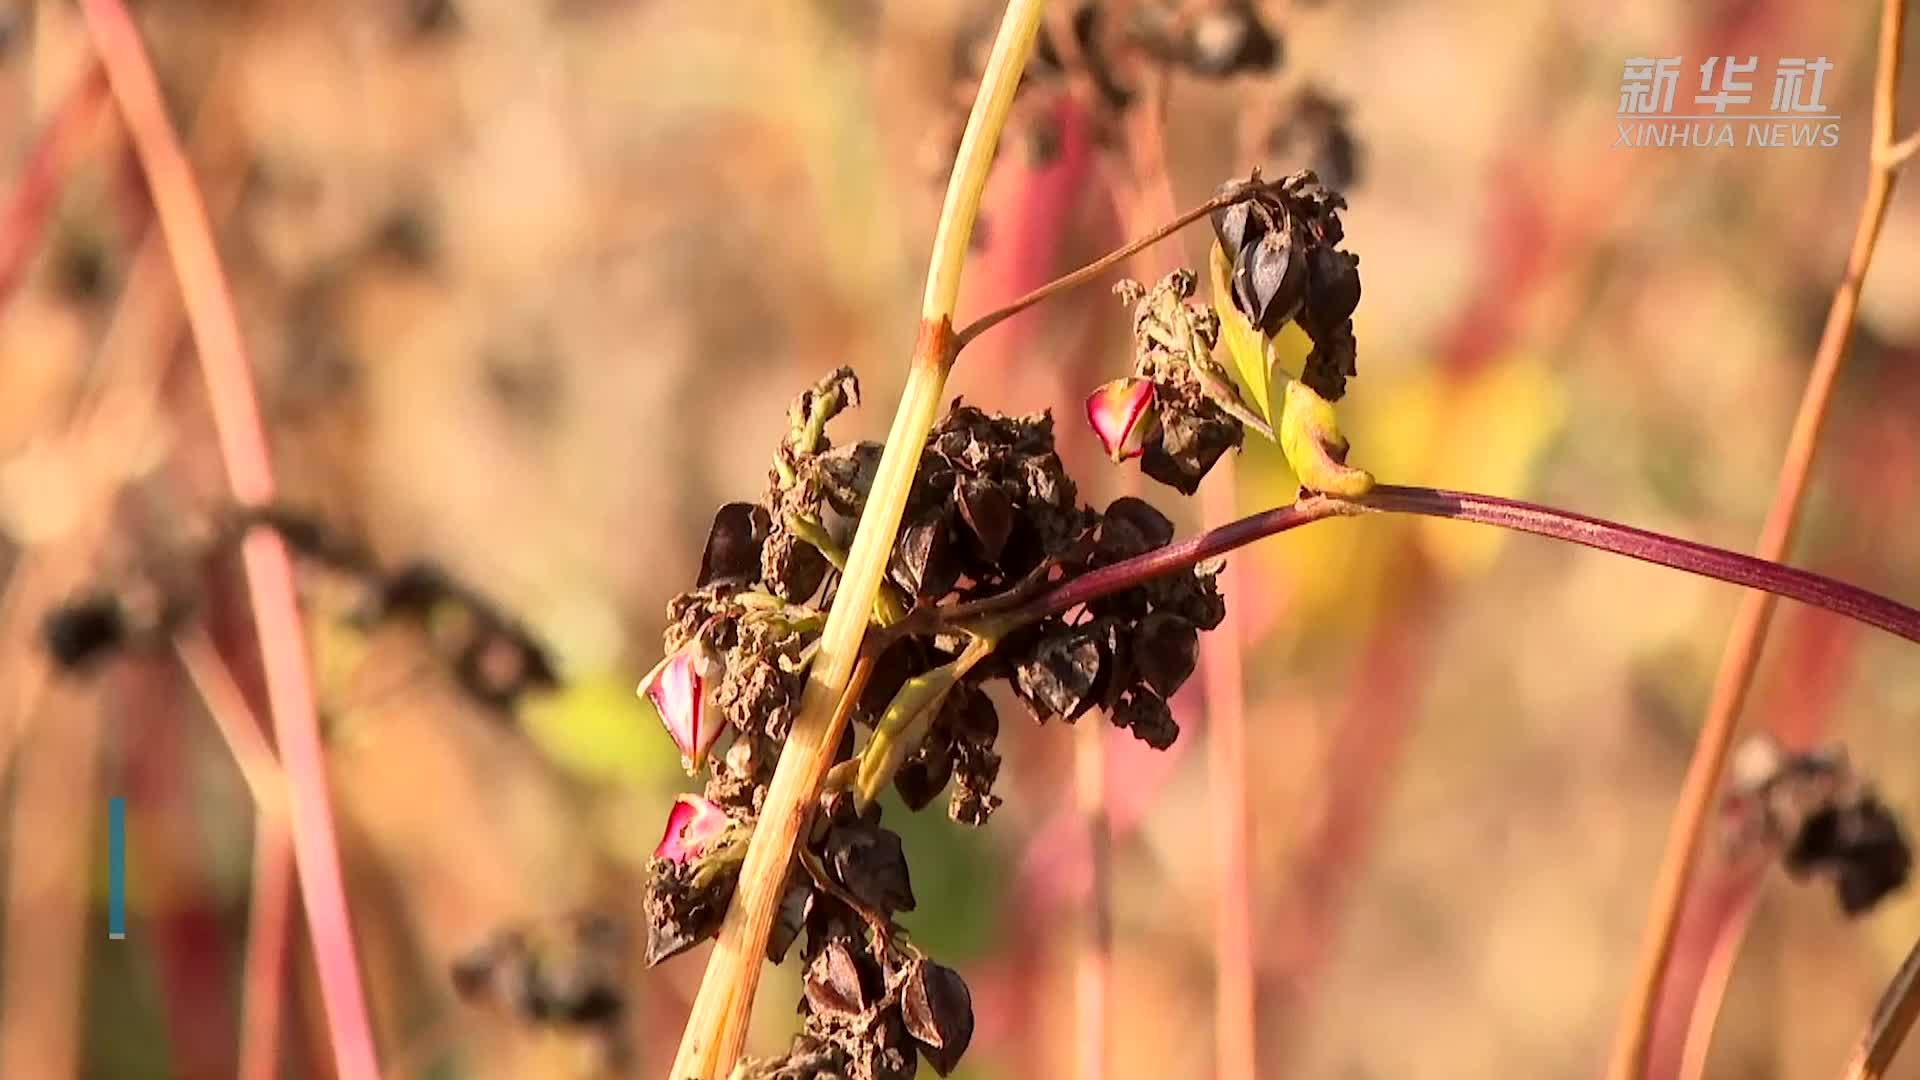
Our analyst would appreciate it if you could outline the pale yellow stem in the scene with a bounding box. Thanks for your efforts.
[668,3,1045,1076]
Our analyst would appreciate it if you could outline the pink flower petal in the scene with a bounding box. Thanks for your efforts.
[1085,378,1158,462]
[654,794,732,863]
[639,642,724,772]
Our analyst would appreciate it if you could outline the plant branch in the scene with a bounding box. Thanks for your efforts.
[971,485,1920,647]
[173,630,292,1080]
[0,63,107,313]
[75,2,382,1076]
[1839,931,1920,1080]
[954,186,1247,349]
[1606,2,1910,1076]
[668,3,1045,1075]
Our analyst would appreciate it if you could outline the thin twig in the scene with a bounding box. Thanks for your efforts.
[1200,463,1258,1080]
[954,187,1244,349]
[1838,930,1920,1080]
[75,2,383,1076]
[1604,2,1910,1076]
[175,629,287,811]
[1875,128,1918,168]
[668,4,1044,1075]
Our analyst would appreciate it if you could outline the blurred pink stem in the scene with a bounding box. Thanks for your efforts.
[76,2,382,1076]
[175,629,292,1080]
[1073,720,1110,1080]
[240,817,295,1080]
[1201,459,1258,1080]
[0,62,106,311]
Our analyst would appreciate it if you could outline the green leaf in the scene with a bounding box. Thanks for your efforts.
[1278,380,1375,498]
[1208,239,1280,426]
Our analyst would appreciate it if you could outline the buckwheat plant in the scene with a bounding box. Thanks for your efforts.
[641,4,1920,1078]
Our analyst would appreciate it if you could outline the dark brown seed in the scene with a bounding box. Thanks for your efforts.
[1098,496,1175,560]
[1209,192,1264,256]
[1185,5,1281,77]
[900,959,974,1076]
[826,824,917,915]
[893,725,956,812]
[803,939,868,1020]
[1013,628,1104,721]
[955,477,1015,563]
[890,519,959,600]
[1132,612,1199,699]
[1304,247,1363,331]
[1239,227,1308,335]
[698,502,771,588]
[42,594,127,672]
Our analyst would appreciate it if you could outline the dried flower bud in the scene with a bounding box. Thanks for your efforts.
[654,793,733,864]
[638,640,725,772]
[42,593,128,672]
[1192,8,1279,76]
[1085,378,1160,463]
[1724,736,1913,916]
[450,913,626,1030]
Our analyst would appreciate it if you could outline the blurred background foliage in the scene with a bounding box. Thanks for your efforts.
[2,0,1920,1077]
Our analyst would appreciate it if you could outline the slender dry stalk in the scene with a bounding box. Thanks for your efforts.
[0,685,105,1080]
[1838,931,1920,1080]
[668,3,1045,1074]
[74,2,383,1075]
[1604,3,1913,1076]
[0,63,106,310]
[1199,469,1257,1080]
[174,629,294,1080]
[1072,712,1112,1080]
[1673,885,1760,1080]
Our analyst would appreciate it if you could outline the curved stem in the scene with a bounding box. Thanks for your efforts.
[990,485,1920,647]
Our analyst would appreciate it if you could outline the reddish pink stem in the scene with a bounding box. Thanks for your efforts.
[0,64,107,311]
[240,816,294,1080]
[75,2,382,1076]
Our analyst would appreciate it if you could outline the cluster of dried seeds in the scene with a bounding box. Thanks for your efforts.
[1208,169,1363,402]
[640,363,1234,1076]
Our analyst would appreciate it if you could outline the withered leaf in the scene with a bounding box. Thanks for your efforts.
[1113,688,1179,750]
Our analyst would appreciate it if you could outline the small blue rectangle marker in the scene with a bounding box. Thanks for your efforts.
[108,797,125,940]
